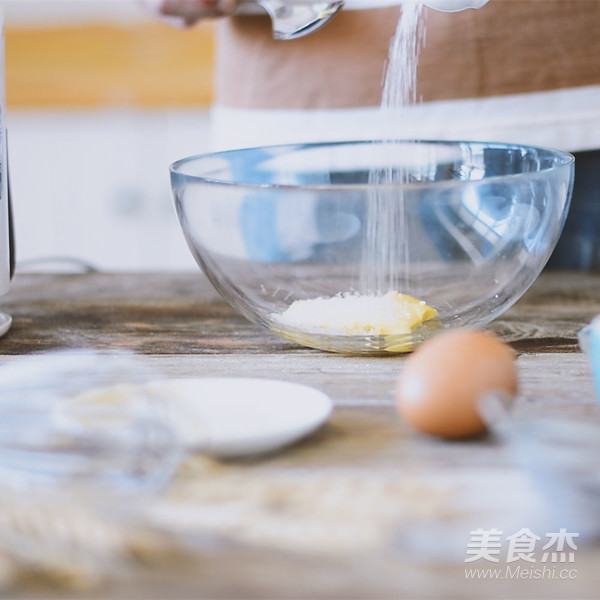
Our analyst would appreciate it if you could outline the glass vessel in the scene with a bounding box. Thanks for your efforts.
[171,140,574,354]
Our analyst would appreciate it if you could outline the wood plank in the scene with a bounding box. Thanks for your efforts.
[5,22,215,108]
[0,271,597,355]
[0,271,599,599]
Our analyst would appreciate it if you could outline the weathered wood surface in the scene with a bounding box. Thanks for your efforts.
[0,271,599,599]
[1,271,599,356]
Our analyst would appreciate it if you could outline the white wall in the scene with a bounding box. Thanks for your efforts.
[3,0,147,26]
[4,0,214,272]
[8,108,212,272]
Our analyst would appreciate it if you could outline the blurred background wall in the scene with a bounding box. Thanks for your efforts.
[5,0,216,271]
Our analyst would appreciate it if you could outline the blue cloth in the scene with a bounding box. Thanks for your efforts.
[590,320,600,404]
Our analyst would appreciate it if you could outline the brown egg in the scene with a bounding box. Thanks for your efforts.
[396,329,518,439]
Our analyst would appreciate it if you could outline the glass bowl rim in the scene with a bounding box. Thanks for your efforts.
[169,139,575,192]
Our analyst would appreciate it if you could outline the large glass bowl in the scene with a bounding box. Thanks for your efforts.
[170,141,574,354]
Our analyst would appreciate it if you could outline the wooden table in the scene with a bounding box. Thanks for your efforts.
[1,271,600,599]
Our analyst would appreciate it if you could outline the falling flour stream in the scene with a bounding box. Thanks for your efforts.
[360,1,426,296]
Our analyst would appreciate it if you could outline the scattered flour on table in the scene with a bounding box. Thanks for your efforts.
[154,457,452,556]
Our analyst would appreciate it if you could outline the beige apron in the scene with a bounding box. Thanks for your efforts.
[215,0,600,109]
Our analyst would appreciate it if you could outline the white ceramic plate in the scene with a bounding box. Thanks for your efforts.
[147,378,333,458]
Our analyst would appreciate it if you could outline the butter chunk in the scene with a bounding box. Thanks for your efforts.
[275,291,437,336]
